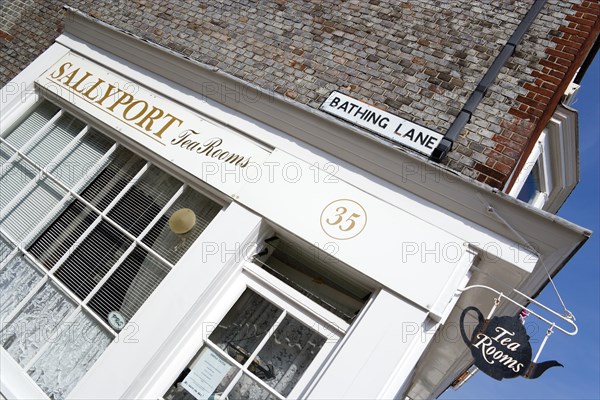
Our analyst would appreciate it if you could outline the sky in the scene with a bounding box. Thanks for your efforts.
[442,55,600,399]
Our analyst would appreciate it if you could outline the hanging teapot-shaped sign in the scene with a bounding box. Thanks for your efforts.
[460,306,562,380]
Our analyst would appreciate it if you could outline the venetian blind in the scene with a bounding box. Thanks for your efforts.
[0,99,222,399]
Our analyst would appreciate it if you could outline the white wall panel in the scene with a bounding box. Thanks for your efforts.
[307,290,428,399]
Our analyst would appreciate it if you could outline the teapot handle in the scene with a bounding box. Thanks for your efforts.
[460,306,485,345]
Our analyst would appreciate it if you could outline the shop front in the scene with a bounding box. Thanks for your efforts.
[0,11,588,400]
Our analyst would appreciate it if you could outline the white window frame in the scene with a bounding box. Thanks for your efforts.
[508,106,578,213]
[510,132,550,209]
[154,260,347,400]
[0,99,210,326]
[1,43,68,400]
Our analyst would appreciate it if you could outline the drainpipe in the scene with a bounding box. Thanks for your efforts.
[430,0,548,162]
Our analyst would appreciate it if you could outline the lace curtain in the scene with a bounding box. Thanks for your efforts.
[164,289,326,400]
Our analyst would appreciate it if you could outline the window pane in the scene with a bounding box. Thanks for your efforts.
[89,245,171,324]
[23,113,85,167]
[251,315,326,396]
[210,290,282,357]
[1,282,76,367]
[227,373,278,400]
[142,187,221,264]
[107,165,181,237]
[49,129,114,189]
[0,235,14,264]
[80,147,146,212]
[55,221,132,299]
[2,100,60,149]
[1,129,113,244]
[0,176,67,242]
[28,310,112,400]
[163,347,237,400]
[0,155,38,211]
[0,113,86,215]
[517,162,542,204]
[258,240,370,323]
[0,142,14,164]
[0,256,43,318]
[28,200,97,269]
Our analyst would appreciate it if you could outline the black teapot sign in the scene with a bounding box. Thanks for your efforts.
[460,306,562,380]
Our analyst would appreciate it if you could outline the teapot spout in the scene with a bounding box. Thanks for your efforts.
[523,360,563,379]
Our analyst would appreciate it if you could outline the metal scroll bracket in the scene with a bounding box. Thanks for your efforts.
[457,284,578,336]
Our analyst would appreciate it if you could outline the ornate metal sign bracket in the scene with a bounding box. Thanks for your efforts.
[457,284,578,336]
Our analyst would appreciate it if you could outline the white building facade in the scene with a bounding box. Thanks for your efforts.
[0,12,590,400]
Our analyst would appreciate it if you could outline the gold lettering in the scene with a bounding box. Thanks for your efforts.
[107,91,134,112]
[81,78,105,102]
[50,62,73,79]
[123,100,149,121]
[95,84,120,106]
[59,67,81,86]
[71,71,93,93]
[154,113,183,138]
[136,106,165,132]
[48,63,197,147]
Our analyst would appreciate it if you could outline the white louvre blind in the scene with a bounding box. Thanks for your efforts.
[0,99,222,399]
[141,186,222,264]
[2,101,59,149]
[0,142,13,164]
[0,155,38,212]
[1,112,83,238]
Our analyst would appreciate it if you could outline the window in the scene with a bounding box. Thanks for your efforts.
[161,237,368,400]
[509,106,578,213]
[162,273,341,400]
[0,100,222,399]
[164,288,332,400]
[516,159,545,206]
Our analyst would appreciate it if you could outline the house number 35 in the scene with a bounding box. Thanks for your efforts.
[320,199,367,240]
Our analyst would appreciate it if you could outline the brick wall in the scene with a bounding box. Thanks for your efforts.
[448,0,600,188]
[1,0,598,190]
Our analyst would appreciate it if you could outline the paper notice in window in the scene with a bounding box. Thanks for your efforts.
[181,348,231,399]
